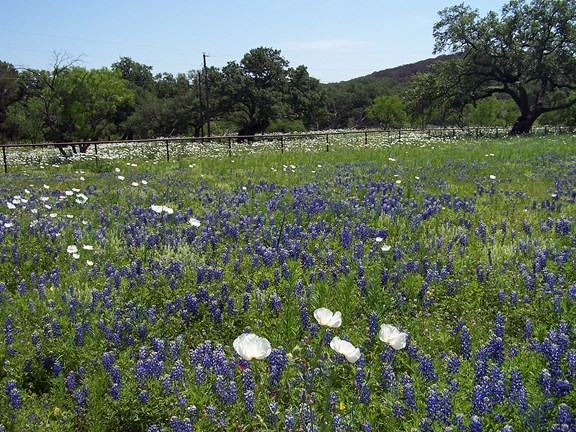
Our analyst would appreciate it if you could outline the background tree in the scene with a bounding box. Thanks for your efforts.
[6,54,134,155]
[411,0,576,134]
[0,61,20,142]
[365,95,407,128]
[219,47,326,138]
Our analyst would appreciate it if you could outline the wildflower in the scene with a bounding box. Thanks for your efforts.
[233,333,272,361]
[189,217,201,227]
[490,175,496,180]
[82,245,94,251]
[150,204,174,214]
[330,336,361,363]
[313,307,342,328]
[379,324,407,350]
[381,244,392,252]
[67,245,78,254]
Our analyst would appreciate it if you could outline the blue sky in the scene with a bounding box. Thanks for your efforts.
[1,0,508,83]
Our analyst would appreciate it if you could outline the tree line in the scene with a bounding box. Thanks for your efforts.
[1,0,575,153]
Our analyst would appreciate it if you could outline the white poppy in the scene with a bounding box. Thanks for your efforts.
[82,245,94,251]
[381,244,392,252]
[233,333,272,361]
[189,217,201,227]
[313,308,342,328]
[67,245,78,254]
[330,337,361,363]
[379,324,407,350]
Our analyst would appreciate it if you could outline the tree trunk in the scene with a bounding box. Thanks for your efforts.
[509,115,535,135]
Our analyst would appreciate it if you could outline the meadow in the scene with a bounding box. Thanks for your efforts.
[0,132,575,431]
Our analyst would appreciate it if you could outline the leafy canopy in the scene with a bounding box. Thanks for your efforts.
[409,0,576,133]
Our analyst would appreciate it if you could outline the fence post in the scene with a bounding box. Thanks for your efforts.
[398,129,401,143]
[281,136,284,154]
[165,140,170,162]
[228,137,232,158]
[2,147,7,174]
[364,131,368,146]
[326,134,329,152]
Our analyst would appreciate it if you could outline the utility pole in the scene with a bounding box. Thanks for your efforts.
[196,71,204,137]
[203,53,211,137]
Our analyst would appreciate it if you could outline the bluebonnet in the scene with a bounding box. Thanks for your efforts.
[5,381,22,410]
[469,415,483,432]
[241,367,255,414]
[460,325,471,360]
[269,347,287,387]
[368,312,378,338]
[417,353,438,382]
[401,373,417,410]
[508,368,528,412]
[392,401,405,417]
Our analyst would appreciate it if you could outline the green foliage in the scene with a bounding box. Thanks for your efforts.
[412,0,576,133]
[365,95,408,128]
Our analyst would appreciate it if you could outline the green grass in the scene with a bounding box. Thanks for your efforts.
[0,133,575,431]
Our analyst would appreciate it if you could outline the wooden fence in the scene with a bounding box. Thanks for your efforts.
[1,125,572,173]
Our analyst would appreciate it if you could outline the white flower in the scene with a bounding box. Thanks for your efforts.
[489,175,496,180]
[313,308,342,328]
[75,194,88,204]
[381,244,392,252]
[131,182,139,187]
[86,260,94,266]
[233,333,272,360]
[141,180,148,185]
[189,217,201,227]
[72,253,80,260]
[151,205,173,214]
[6,202,16,210]
[375,237,384,243]
[117,175,125,180]
[330,337,361,363]
[82,245,94,251]
[67,245,78,254]
[379,324,407,350]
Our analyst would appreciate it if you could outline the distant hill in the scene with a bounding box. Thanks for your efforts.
[367,54,459,81]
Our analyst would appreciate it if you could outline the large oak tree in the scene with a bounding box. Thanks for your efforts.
[411,0,576,134]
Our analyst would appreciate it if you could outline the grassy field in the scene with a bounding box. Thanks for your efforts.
[0,133,575,431]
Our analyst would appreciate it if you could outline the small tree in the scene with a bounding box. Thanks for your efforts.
[410,0,576,134]
[365,95,407,129]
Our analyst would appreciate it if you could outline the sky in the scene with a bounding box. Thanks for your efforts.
[1,0,509,83]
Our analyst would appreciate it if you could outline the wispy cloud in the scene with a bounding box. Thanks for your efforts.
[283,39,368,51]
